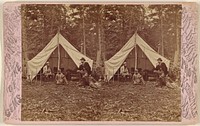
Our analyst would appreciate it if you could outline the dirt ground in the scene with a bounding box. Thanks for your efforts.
[22,80,181,121]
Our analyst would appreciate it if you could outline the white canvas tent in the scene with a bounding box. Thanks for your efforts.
[27,33,93,81]
[104,33,170,81]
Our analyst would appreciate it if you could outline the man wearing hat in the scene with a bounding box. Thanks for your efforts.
[43,61,52,81]
[120,62,130,81]
[77,57,92,86]
[154,58,168,87]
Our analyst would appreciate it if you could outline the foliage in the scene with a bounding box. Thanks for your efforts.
[168,65,181,82]
[22,4,182,63]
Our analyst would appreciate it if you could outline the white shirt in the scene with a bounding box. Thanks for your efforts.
[120,65,129,75]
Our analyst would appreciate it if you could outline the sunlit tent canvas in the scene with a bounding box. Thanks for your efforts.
[104,33,170,81]
[49,45,77,72]
[27,33,93,81]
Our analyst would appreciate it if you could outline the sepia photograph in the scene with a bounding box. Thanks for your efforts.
[21,4,181,121]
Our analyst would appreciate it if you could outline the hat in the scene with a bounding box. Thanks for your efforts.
[157,58,162,61]
[80,57,86,61]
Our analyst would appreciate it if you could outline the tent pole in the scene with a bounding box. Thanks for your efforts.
[57,29,60,71]
[35,68,37,84]
[40,68,42,84]
[135,32,138,70]
[113,67,114,83]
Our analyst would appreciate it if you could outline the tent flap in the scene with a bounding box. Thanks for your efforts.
[59,34,93,69]
[104,34,136,81]
[27,34,58,80]
[136,33,170,69]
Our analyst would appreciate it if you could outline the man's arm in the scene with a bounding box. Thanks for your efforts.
[125,67,129,73]
[120,66,124,74]
[84,62,91,74]
[55,74,58,80]
[43,66,47,74]
[161,63,168,75]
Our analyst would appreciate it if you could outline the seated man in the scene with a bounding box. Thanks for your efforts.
[55,69,68,85]
[132,69,145,85]
[43,62,53,81]
[120,62,130,81]
[154,58,168,87]
[77,57,92,87]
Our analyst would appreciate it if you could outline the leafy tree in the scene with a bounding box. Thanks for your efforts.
[22,4,181,70]
[145,4,182,61]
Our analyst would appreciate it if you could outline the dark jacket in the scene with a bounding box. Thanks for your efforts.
[79,62,92,75]
[155,62,168,76]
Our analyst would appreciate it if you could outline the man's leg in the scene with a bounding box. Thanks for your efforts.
[79,77,87,87]
[49,74,53,80]
[45,75,48,82]
[47,74,51,81]
[63,77,68,84]
[56,80,61,84]
[122,75,125,82]
[84,76,89,86]
[141,77,146,85]
[133,80,137,85]
[125,75,128,82]
[104,75,108,82]
[158,77,165,87]
[161,76,166,87]
[156,77,162,87]
[47,75,50,81]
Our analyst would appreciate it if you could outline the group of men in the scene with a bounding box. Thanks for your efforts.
[120,61,145,85]
[42,57,92,86]
[43,57,168,87]
[119,58,168,87]
[43,62,68,85]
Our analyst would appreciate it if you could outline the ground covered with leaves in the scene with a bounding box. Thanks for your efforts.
[22,80,181,121]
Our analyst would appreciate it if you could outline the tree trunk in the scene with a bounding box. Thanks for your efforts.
[173,9,180,67]
[160,5,164,56]
[101,5,106,63]
[82,7,86,55]
[128,6,133,38]
[50,9,54,35]
[102,25,106,62]
[96,6,102,67]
